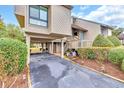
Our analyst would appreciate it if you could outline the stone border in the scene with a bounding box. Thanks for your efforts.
[64,57,124,84]
[27,64,32,88]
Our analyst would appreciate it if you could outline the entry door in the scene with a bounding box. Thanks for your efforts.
[53,42,56,53]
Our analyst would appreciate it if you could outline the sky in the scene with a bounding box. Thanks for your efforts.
[0,5,124,27]
[72,5,124,28]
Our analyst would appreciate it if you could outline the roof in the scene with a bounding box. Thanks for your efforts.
[63,5,73,10]
[72,16,113,30]
[71,24,88,32]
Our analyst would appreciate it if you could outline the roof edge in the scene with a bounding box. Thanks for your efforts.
[72,16,113,30]
[63,5,73,10]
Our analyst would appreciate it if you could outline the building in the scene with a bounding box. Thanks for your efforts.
[67,17,112,49]
[14,5,112,64]
[15,5,73,63]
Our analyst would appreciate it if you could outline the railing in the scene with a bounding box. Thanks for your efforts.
[66,40,93,49]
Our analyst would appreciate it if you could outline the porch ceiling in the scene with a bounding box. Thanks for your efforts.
[72,24,88,32]
[26,32,68,43]
[27,32,65,43]
[31,37,53,43]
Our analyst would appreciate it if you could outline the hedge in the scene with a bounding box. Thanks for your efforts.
[107,36,121,46]
[0,50,8,79]
[77,47,111,62]
[0,38,27,75]
[108,47,124,65]
[92,34,114,47]
[121,59,124,72]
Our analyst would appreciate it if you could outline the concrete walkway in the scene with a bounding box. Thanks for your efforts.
[30,53,124,88]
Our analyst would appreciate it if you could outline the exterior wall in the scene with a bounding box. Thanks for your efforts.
[15,5,72,37]
[25,6,50,35]
[51,6,72,36]
[108,29,112,36]
[101,26,112,37]
[74,19,101,41]
[15,5,26,16]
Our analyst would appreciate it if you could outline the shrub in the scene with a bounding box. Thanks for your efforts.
[108,47,124,65]
[0,38,27,75]
[77,47,110,62]
[92,34,114,47]
[0,49,19,78]
[107,36,121,46]
[121,59,124,72]
[86,49,96,60]
[0,50,8,80]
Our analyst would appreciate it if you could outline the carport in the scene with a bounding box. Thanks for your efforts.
[25,32,65,64]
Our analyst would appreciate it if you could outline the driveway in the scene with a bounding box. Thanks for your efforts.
[30,53,124,88]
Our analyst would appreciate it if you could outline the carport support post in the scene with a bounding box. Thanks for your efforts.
[26,35,30,64]
[61,39,64,58]
[51,41,54,54]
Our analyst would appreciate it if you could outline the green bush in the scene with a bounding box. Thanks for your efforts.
[107,36,121,46]
[0,38,27,75]
[92,34,114,47]
[86,49,96,60]
[121,59,124,72]
[77,47,110,62]
[0,50,8,79]
[108,48,124,65]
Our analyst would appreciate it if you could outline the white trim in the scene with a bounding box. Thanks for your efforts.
[61,39,64,58]
[26,34,30,64]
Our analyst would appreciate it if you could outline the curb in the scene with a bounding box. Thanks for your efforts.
[64,57,124,83]
[27,64,32,88]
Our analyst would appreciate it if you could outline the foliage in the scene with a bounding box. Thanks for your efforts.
[92,34,114,47]
[0,15,5,30]
[0,21,5,30]
[0,38,27,74]
[121,59,124,72]
[0,50,8,80]
[0,49,19,86]
[108,47,124,65]
[77,47,110,63]
[86,49,96,60]
[107,36,121,46]
[0,24,25,42]
[112,27,124,37]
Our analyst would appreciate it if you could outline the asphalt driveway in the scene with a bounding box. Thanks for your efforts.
[30,53,124,88]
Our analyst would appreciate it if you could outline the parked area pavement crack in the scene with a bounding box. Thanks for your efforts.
[30,53,124,88]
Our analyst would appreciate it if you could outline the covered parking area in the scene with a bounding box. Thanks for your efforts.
[25,32,66,64]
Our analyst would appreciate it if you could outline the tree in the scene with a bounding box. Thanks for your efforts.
[5,24,25,42]
[112,27,124,37]
[0,15,25,42]
[0,23,25,42]
[0,15,5,30]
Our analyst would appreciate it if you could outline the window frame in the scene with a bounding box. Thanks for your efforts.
[29,5,48,27]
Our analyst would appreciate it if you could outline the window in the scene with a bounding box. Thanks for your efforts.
[74,31,78,36]
[29,5,48,27]
[73,29,79,36]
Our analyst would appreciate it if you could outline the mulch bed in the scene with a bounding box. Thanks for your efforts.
[69,57,124,80]
[0,66,29,88]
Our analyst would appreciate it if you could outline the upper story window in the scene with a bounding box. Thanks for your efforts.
[29,5,48,27]
[101,26,108,36]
